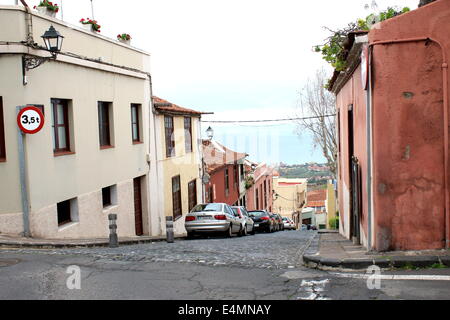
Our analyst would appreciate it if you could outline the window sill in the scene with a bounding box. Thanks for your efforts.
[100,145,114,150]
[54,151,75,158]
[133,141,143,145]
[0,158,6,163]
[58,221,79,232]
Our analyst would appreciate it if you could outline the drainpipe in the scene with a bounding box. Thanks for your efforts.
[370,37,449,249]
[366,46,373,251]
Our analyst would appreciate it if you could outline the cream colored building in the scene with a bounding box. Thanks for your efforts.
[152,97,204,236]
[272,176,307,227]
[0,5,163,239]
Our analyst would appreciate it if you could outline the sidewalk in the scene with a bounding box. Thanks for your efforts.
[302,230,450,270]
[0,234,185,249]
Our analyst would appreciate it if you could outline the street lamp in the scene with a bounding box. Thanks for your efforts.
[22,25,64,85]
[206,126,214,140]
[41,25,64,57]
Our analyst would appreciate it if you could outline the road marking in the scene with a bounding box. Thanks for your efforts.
[297,279,331,300]
[331,273,450,281]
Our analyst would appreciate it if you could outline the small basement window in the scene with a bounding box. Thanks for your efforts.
[102,185,117,208]
[57,198,78,226]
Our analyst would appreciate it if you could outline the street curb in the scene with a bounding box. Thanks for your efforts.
[303,253,449,270]
[301,234,450,270]
[0,235,186,249]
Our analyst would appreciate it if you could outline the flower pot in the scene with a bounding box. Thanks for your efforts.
[36,6,56,18]
[118,39,131,45]
[82,24,94,32]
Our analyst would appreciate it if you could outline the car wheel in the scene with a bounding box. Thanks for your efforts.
[238,225,244,237]
[250,225,256,235]
[227,224,233,238]
[243,225,248,236]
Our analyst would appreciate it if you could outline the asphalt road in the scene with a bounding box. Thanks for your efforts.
[0,230,449,300]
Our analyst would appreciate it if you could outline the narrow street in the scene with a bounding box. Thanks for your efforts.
[1,230,449,300]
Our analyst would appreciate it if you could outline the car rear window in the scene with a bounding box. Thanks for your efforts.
[191,203,223,213]
[249,211,266,217]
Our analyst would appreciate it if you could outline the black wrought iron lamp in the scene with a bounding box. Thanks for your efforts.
[41,25,64,56]
[22,25,64,85]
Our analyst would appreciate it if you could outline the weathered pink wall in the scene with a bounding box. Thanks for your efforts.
[336,0,449,251]
[369,0,449,250]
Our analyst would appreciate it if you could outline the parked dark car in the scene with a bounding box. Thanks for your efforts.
[270,213,284,231]
[248,210,275,233]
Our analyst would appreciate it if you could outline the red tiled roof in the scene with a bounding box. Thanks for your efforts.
[307,189,327,202]
[279,182,303,186]
[202,140,247,173]
[152,96,204,116]
[307,201,326,208]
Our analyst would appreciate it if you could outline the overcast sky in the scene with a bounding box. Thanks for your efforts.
[6,0,419,164]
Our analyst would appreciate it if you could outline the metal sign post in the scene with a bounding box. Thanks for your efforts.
[16,105,45,238]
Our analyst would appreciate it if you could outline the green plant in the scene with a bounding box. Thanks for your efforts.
[430,263,447,269]
[79,18,101,33]
[245,176,254,190]
[117,33,132,41]
[34,0,59,12]
[315,6,410,75]
[328,216,339,230]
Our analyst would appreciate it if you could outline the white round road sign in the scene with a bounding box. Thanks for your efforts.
[17,106,45,134]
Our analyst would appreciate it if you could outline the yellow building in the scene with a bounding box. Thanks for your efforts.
[326,180,337,229]
[272,174,307,228]
[152,97,205,236]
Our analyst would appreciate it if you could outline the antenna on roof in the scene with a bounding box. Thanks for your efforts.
[90,0,95,19]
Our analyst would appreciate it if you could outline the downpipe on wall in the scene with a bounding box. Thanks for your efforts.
[370,37,449,249]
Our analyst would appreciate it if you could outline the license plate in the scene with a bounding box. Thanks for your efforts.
[198,216,212,220]
[254,224,259,227]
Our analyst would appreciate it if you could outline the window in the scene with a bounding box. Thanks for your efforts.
[0,97,5,160]
[234,164,238,189]
[188,179,197,212]
[240,164,244,181]
[264,181,267,208]
[165,116,175,157]
[184,117,192,153]
[208,186,214,203]
[131,104,141,143]
[98,102,112,148]
[51,99,70,154]
[172,175,182,220]
[225,168,229,196]
[101,186,114,208]
[255,189,259,210]
[57,198,78,226]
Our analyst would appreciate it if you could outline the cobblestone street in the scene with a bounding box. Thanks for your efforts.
[1,230,450,300]
[1,230,316,270]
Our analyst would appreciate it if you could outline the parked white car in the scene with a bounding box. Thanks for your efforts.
[231,206,255,236]
[185,203,241,238]
[282,217,295,230]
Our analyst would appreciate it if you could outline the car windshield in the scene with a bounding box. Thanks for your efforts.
[191,204,223,213]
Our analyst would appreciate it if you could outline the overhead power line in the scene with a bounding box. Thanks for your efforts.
[201,114,336,124]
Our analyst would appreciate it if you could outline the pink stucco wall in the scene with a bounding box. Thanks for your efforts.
[337,0,450,251]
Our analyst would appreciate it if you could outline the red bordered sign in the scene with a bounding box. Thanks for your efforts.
[17,106,45,134]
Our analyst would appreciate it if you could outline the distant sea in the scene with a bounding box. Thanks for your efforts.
[201,123,326,166]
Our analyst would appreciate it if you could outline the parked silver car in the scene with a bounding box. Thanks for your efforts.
[185,203,241,238]
[231,206,255,236]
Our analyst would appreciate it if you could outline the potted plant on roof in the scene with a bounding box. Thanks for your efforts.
[34,0,59,18]
[79,18,101,33]
[117,33,132,45]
